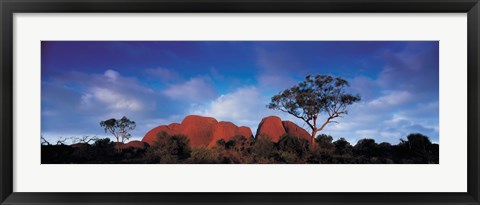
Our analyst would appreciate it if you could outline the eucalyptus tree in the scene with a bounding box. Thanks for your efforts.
[100,116,136,143]
[268,74,360,146]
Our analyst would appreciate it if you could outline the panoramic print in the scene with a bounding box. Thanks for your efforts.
[41,41,439,164]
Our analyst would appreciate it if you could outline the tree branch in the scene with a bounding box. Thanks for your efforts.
[282,109,315,130]
[326,107,332,117]
[317,117,332,133]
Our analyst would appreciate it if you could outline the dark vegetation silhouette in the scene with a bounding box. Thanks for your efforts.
[41,132,439,164]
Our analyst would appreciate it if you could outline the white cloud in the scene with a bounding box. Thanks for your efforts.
[380,130,402,139]
[193,87,267,129]
[199,87,263,118]
[355,129,379,138]
[90,87,143,111]
[385,114,412,127]
[162,77,216,102]
[79,69,155,112]
[145,67,180,82]
[104,69,120,81]
[368,90,412,107]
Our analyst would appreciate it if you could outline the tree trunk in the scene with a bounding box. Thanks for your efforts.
[311,116,318,150]
[311,129,318,149]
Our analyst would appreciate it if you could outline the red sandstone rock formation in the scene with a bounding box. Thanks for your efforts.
[142,115,310,147]
[255,116,311,142]
[255,116,286,142]
[208,122,254,147]
[180,115,218,147]
[238,126,253,139]
[211,121,239,144]
[142,123,182,144]
[282,121,311,141]
[142,115,253,147]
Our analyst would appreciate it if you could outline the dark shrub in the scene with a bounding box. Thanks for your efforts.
[251,134,276,163]
[333,138,353,155]
[188,147,221,163]
[277,134,310,163]
[146,131,191,163]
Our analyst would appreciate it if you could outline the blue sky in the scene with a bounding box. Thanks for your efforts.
[41,41,439,144]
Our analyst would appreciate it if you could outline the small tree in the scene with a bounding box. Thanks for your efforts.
[41,136,51,146]
[72,135,99,144]
[268,75,360,146]
[100,116,136,143]
[56,137,70,145]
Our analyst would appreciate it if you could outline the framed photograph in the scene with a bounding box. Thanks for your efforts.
[1,0,479,204]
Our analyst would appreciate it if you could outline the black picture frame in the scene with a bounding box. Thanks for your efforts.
[1,0,479,204]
